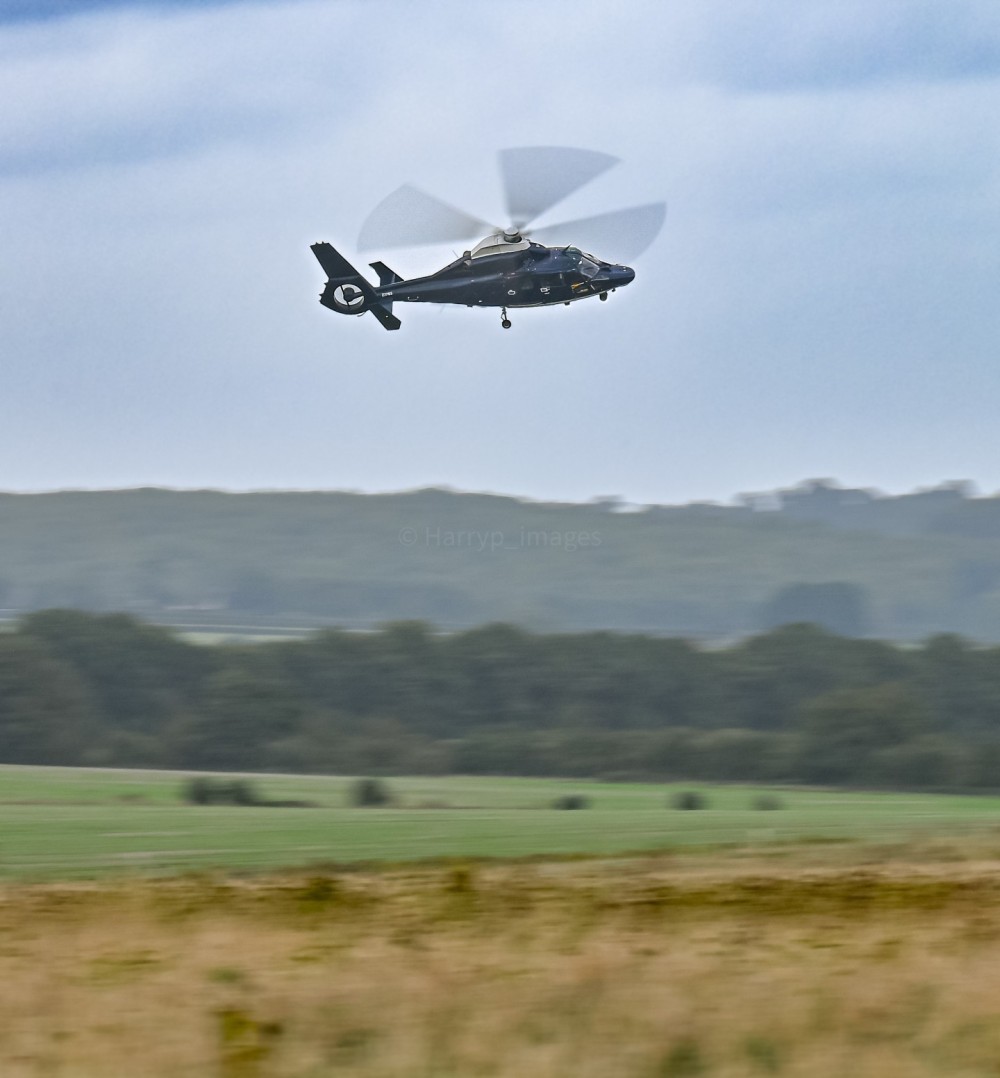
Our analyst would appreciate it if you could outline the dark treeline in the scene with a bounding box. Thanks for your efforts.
[3,610,1000,790]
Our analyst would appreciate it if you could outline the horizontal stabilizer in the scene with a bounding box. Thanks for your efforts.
[369,261,403,287]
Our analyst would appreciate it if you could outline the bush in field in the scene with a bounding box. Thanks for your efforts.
[752,793,784,811]
[552,794,590,810]
[182,777,318,808]
[229,779,261,806]
[184,776,214,805]
[671,790,708,811]
[351,778,393,807]
[182,777,262,806]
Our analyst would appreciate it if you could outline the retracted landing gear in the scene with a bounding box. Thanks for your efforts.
[501,306,512,329]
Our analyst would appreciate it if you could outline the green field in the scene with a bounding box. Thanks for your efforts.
[3,766,1000,879]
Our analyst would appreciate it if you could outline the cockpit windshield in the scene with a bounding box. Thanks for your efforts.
[564,246,600,278]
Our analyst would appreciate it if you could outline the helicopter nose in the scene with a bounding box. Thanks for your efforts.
[598,264,634,289]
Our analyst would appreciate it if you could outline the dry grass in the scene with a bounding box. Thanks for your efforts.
[4,841,1000,1076]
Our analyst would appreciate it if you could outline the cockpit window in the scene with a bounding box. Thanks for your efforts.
[563,247,599,277]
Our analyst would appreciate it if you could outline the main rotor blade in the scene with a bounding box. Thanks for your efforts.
[499,146,620,229]
[357,184,495,251]
[528,202,667,263]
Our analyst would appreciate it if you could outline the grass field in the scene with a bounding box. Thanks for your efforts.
[5,850,1000,1075]
[6,768,1000,1074]
[4,765,1000,879]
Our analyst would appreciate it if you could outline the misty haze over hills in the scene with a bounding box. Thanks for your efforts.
[2,479,1000,641]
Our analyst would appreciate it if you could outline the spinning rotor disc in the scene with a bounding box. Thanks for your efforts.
[357,146,665,264]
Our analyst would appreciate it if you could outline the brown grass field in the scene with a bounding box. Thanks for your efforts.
[4,839,1000,1076]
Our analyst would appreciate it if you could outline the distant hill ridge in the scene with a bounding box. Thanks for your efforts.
[1,480,999,640]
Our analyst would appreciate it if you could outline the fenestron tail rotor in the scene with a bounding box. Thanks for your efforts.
[356,146,665,259]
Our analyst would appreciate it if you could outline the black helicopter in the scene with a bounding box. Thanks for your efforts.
[311,147,665,331]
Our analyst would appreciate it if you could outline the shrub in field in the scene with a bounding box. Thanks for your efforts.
[552,794,590,810]
[229,779,260,806]
[350,778,393,807]
[182,777,261,806]
[182,778,316,808]
[445,864,475,893]
[298,876,340,904]
[752,793,784,811]
[671,790,708,811]
[184,777,214,805]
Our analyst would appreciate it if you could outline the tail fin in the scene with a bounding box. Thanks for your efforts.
[310,242,401,331]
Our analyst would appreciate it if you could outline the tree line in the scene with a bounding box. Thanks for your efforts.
[2,610,1000,790]
[3,485,1000,639]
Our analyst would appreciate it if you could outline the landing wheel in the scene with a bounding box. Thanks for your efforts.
[599,292,608,302]
[501,306,511,329]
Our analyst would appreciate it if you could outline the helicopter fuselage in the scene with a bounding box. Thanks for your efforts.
[378,242,635,309]
[310,237,635,331]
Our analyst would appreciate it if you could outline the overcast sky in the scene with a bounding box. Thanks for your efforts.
[3,0,999,504]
